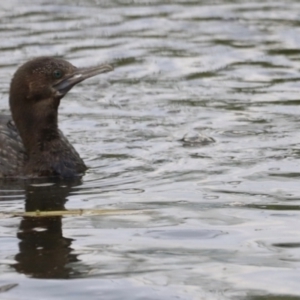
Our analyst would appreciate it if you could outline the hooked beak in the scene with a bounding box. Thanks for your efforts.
[53,64,113,96]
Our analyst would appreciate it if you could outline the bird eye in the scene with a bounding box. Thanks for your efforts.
[53,69,63,79]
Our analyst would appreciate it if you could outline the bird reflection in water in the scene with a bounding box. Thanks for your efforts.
[11,178,83,278]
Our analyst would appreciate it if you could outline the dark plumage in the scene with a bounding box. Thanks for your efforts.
[0,57,113,178]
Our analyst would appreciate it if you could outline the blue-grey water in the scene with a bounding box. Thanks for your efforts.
[1,1,300,299]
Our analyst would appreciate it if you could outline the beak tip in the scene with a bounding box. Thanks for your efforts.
[105,64,114,72]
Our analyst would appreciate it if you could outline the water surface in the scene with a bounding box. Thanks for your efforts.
[1,1,300,299]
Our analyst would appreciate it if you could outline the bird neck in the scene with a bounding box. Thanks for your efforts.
[12,98,61,156]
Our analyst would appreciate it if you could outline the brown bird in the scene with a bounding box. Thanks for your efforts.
[0,57,113,178]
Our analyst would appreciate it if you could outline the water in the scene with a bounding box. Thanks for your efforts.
[0,0,300,299]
